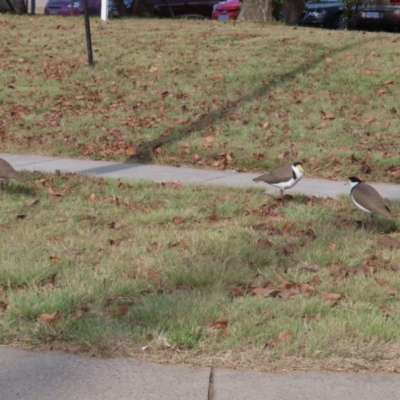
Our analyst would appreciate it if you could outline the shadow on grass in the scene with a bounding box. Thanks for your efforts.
[1,183,35,197]
[125,37,376,165]
[355,217,397,234]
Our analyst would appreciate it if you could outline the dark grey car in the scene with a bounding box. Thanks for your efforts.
[299,0,400,30]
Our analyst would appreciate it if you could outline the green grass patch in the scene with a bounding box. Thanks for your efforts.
[1,16,400,182]
[1,172,400,370]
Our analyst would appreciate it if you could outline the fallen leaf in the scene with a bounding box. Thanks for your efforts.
[321,110,336,120]
[277,288,299,298]
[168,241,182,248]
[302,315,320,322]
[108,239,122,247]
[296,228,316,240]
[173,216,184,224]
[148,269,159,279]
[375,278,397,296]
[354,263,374,276]
[281,243,302,256]
[25,198,39,207]
[282,221,295,231]
[49,256,60,262]
[208,320,228,329]
[88,193,96,202]
[257,239,273,247]
[41,283,54,292]
[333,270,350,283]
[209,214,222,222]
[108,220,123,230]
[327,243,336,251]
[252,219,273,230]
[160,182,182,190]
[264,331,293,348]
[311,275,320,285]
[299,283,315,297]
[380,304,391,313]
[378,236,400,249]
[261,278,272,288]
[38,311,62,323]
[275,273,296,289]
[250,287,280,297]
[231,286,243,298]
[361,165,372,174]
[47,187,63,198]
[0,301,8,311]
[115,304,130,315]
[320,292,341,306]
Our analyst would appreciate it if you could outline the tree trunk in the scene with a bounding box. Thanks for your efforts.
[283,0,304,25]
[12,0,27,14]
[238,0,270,22]
[133,0,154,17]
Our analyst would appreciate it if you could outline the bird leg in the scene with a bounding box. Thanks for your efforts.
[280,189,285,205]
[0,181,3,191]
[365,213,373,229]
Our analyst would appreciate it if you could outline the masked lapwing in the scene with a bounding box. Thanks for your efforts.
[349,176,394,222]
[0,158,25,190]
[253,162,304,203]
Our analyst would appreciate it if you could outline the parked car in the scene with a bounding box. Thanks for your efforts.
[298,0,346,29]
[44,0,121,16]
[211,0,283,21]
[299,0,400,30]
[154,0,217,18]
[211,0,241,20]
[356,0,400,30]
[44,0,216,18]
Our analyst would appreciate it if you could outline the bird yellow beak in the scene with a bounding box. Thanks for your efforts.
[298,165,304,172]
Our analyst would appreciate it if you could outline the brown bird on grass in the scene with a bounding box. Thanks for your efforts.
[253,162,304,202]
[349,176,394,222]
[0,158,25,190]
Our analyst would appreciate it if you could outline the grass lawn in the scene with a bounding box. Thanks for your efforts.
[1,171,400,372]
[1,15,400,182]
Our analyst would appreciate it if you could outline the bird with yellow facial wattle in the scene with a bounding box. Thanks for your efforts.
[348,176,394,224]
[253,162,304,203]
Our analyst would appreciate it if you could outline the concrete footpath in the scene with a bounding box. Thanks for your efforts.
[1,152,400,400]
[1,347,400,400]
[2,152,400,200]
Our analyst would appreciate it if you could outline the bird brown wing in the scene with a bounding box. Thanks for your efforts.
[352,183,393,219]
[0,158,24,182]
[253,164,293,184]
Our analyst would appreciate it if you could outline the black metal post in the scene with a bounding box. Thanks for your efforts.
[82,0,94,67]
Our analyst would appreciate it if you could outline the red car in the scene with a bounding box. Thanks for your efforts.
[211,0,241,20]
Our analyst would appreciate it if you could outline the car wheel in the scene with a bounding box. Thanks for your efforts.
[332,13,347,30]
